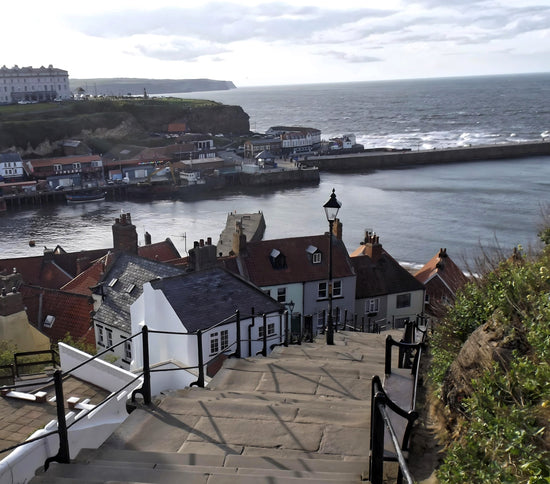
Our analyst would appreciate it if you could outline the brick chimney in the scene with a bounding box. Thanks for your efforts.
[362,231,383,262]
[0,286,24,317]
[332,217,343,240]
[435,248,447,269]
[188,237,218,271]
[112,212,138,254]
[232,221,247,255]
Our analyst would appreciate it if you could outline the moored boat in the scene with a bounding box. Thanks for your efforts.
[65,190,106,204]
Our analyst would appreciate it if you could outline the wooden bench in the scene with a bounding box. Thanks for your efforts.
[369,334,424,484]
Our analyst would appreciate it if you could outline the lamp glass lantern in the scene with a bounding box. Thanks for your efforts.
[323,188,341,222]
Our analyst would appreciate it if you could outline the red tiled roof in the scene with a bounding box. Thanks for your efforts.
[61,253,115,295]
[26,155,102,168]
[20,285,95,346]
[0,249,110,289]
[138,239,181,262]
[414,248,468,295]
[238,234,354,287]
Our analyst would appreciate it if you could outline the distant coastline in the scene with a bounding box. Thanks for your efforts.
[68,78,236,96]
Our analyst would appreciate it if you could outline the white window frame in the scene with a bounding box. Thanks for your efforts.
[124,341,132,360]
[220,329,229,351]
[318,282,327,299]
[210,332,219,355]
[312,252,322,264]
[106,328,113,347]
[277,287,286,303]
[97,325,104,346]
[396,293,411,309]
[333,280,342,297]
[365,298,380,314]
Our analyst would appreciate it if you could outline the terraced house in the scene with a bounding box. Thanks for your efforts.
[0,64,71,104]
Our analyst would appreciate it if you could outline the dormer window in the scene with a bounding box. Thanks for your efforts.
[306,245,322,264]
[269,248,286,270]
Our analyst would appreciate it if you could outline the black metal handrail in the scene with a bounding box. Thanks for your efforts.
[0,308,284,471]
[370,388,415,484]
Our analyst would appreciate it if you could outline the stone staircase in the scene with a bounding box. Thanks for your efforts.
[29,330,403,484]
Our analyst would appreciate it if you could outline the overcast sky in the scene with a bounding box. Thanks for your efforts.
[3,0,549,87]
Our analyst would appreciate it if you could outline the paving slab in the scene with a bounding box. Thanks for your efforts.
[186,415,324,452]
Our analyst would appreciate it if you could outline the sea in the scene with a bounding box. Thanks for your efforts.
[1,73,550,269]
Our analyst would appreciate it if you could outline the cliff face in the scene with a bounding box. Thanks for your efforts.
[0,99,250,155]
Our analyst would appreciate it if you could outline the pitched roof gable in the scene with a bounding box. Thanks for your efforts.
[351,250,425,298]
[93,252,184,333]
[238,234,354,287]
[150,267,283,333]
[20,285,95,346]
[414,248,468,295]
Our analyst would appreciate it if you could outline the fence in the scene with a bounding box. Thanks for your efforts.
[0,309,289,474]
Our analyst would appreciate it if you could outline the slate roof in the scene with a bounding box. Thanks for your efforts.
[93,252,184,333]
[236,234,354,287]
[20,285,95,346]
[150,267,283,333]
[351,251,425,298]
[1,240,180,293]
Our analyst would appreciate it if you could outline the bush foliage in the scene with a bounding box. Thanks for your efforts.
[429,245,550,483]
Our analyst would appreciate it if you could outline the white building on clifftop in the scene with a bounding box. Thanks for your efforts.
[0,65,70,104]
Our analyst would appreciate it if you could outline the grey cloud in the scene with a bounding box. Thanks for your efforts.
[68,2,395,44]
[132,40,230,61]
[324,51,382,63]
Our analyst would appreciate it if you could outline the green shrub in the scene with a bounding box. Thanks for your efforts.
[430,247,550,483]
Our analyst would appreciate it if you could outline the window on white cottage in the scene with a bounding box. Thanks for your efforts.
[396,293,411,308]
[210,332,219,355]
[221,330,229,351]
[106,328,113,347]
[365,298,380,313]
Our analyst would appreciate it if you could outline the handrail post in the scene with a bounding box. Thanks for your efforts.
[142,326,152,404]
[196,330,205,387]
[131,325,152,405]
[369,391,386,484]
[284,310,289,347]
[262,314,267,357]
[44,370,70,470]
[385,336,393,375]
[235,310,241,358]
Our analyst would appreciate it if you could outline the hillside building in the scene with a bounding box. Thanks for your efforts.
[0,65,71,104]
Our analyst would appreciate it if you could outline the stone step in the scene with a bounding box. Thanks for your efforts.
[170,386,370,409]
[75,448,368,475]
[156,389,370,427]
[36,461,362,483]
[100,404,370,457]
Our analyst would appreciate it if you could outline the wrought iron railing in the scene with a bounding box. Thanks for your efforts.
[0,308,288,472]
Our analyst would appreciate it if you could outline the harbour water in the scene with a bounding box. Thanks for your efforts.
[1,74,550,267]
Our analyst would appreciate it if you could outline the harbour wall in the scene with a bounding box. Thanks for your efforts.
[303,141,550,171]
[239,166,320,186]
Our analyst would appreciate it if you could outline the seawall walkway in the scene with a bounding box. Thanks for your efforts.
[304,140,550,171]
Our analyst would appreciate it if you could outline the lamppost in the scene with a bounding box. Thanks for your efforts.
[285,300,295,345]
[323,188,341,345]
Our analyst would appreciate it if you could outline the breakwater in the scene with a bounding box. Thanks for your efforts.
[303,141,550,171]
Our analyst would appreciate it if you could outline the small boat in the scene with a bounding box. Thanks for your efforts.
[65,191,106,204]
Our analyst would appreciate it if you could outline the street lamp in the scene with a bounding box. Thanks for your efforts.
[323,188,341,345]
[284,300,295,345]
